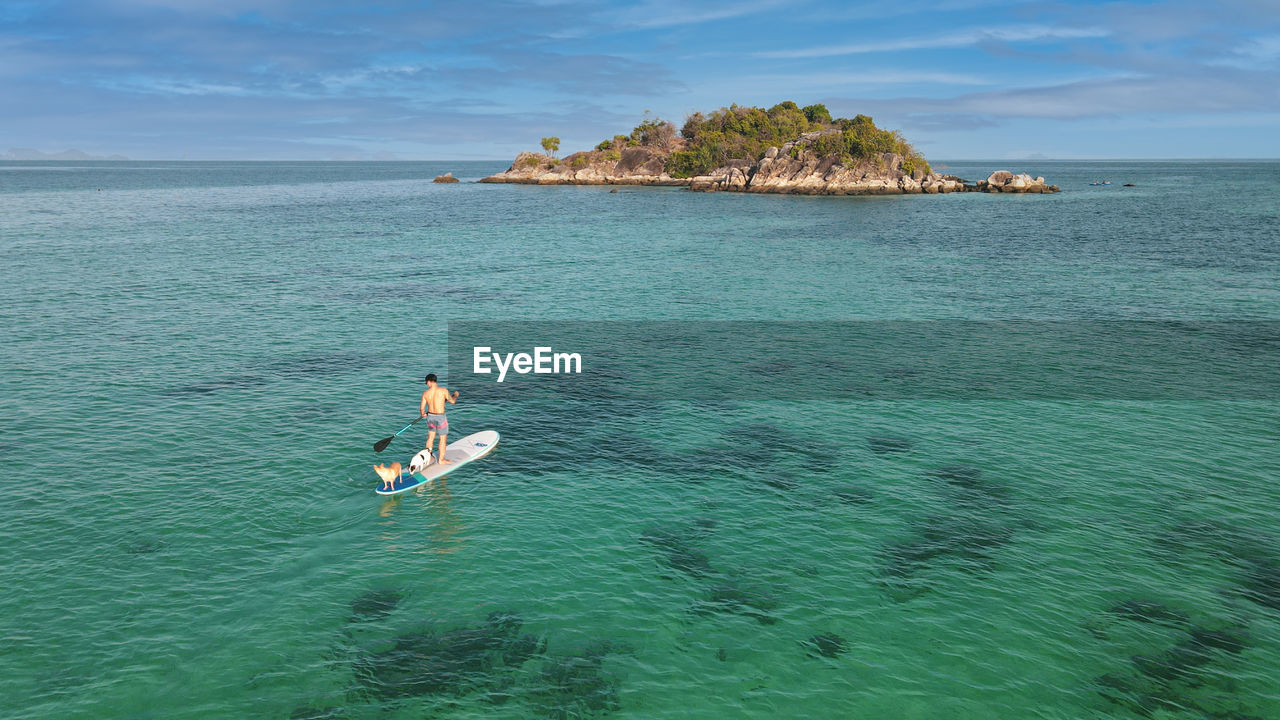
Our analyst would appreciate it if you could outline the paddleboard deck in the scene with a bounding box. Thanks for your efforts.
[375,430,500,496]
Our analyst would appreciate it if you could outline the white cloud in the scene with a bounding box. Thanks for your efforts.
[113,78,252,96]
[611,0,786,31]
[743,70,992,87]
[826,69,1280,124]
[756,25,1109,59]
[1222,34,1280,65]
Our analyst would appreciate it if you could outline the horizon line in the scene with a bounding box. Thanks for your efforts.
[5,157,1280,163]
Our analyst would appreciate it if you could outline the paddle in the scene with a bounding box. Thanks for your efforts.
[373,416,424,453]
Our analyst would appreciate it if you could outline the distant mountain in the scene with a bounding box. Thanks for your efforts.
[3,148,130,160]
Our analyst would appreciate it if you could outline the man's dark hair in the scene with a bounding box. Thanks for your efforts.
[425,373,437,384]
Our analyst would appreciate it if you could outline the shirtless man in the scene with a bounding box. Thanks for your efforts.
[420,374,459,465]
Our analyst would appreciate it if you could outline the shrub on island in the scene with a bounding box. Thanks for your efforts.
[576,101,929,179]
[665,102,928,178]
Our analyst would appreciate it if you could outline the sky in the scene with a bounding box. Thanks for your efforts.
[2,0,1279,160]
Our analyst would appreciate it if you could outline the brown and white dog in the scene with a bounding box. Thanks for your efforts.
[372,462,403,491]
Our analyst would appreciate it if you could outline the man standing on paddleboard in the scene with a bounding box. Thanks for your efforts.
[420,374,459,465]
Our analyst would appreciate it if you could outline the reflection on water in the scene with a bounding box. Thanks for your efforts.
[376,480,467,556]
[422,480,466,555]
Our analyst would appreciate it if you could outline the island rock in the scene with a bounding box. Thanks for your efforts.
[479,149,685,186]
[480,103,1058,196]
[974,171,1059,194]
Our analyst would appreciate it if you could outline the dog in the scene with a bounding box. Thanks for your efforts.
[373,462,403,491]
[408,451,435,475]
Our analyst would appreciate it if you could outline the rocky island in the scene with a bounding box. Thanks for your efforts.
[481,102,1058,195]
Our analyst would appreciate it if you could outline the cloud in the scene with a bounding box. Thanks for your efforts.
[1214,34,1280,68]
[825,68,1280,128]
[608,0,786,30]
[742,70,992,88]
[443,44,684,97]
[756,25,1109,59]
[688,70,993,102]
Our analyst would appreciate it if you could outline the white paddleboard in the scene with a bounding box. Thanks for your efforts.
[375,430,500,496]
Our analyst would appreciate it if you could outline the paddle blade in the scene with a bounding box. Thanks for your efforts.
[373,435,394,453]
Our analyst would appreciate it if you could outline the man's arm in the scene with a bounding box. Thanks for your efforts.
[420,391,428,417]
[446,388,459,405]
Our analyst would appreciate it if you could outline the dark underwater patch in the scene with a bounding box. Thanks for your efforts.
[832,485,874,504]
[885,514,1014,572]
[501,632,543,669]
[266,351,382,378]
[881,365,921,380]
[926,463,1014,511]
[876,513,1015,600]
[1204,322,1280,357]
[1239,558,1280,610]
[349,589,404,623]
[529,642,623,720]
[587,430,687,475]
[639,525,715,578]
[477,397,665,476]
[1106,599,1189,628]
[1095,623,1251,718]
[349,609,543,701]
[1150,520,1225,557]
[797,444,839,473]
[928,463,984,489]
[691,581,781,625]
[638,519,789,625]
[1089,594,1256,718]
[867,434,913,454]
[709,425,842,475]
[289,705,347,720]
[1148,520,1280,612]
[163,374,266,396]
[803,632,849,659]
[123,537,168,555]
[761,475,799,492]
[748,359,798,378]
[690,444,774,472]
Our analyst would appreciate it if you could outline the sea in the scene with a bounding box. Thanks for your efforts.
[1,160,1277,719]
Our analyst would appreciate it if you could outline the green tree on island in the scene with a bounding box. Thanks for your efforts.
[540,137,560,157]
[664,101,928,178]
[572,100,930,179]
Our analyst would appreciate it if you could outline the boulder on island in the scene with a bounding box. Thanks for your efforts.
[433,172,460,183]
[976,171,1058,194]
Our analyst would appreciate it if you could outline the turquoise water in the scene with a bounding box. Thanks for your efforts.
[1,160,1278,719]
